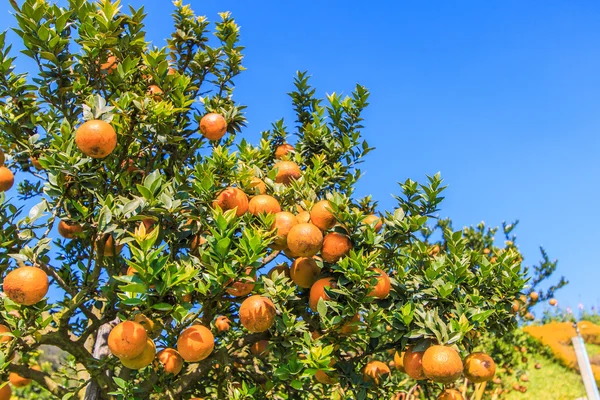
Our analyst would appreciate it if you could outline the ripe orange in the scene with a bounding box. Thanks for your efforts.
[250,340,269,357]
[310,200,335,231]
[3,266,49,306]
[9,365,40,387]
[215,316,231,332]
[287,223,323,257]
[157,348,183,376]
[367,268,391,299]
[100,55,118,73]
[273,161,301,185]
[239,295,276,333]
[0,383,10,400]
[394,351,405,372]
[58,220,83,239]
[363,214,383,232]
[549,298,557,306]
[296,211,310,224]
[529,292,539,302]
[147,85,163,100]
[30,157,43,170]
[363,360,390,385]
[315,359,337,384]
[428,245,441,256]
[483,248,491,255]
[108,321,148,360]
[275,143,294,159]
[0,167,14,192]
[290,257,320,288]
[248,177,267,195]
[177,325,215,362]
[437,389,464,400]
[213,187,249,217]
[309,277,336,311]
[403,346,426,380]
[511,301,520,313]
[267,263,290,279]
[226,268,256,297]
[134,314,161,339]
[100,236,123,257]
[271,212,298,249]
[0,325,11,343]
[422,345,464,383]
[121,338,156,370]
[75,120,117,159]
[464,352,496,383]
[321,232,352,263]
[248,195,281,215]
[340,313,361,335]
[200,113,227,141]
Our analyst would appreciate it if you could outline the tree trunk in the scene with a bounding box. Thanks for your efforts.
[83,318,119,400]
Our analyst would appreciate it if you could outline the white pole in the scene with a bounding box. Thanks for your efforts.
[572,323,600,400]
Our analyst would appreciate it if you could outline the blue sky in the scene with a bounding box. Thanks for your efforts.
[1,1,599,314]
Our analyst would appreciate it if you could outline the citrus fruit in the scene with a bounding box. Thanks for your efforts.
[404,345,426,380]
[121,338,156,370]
[250,340,269,357]
[157,348,183,376]
[273,161,301,185]
[75,119,117,158]
[0,167,14,192]
[290,257,320,288]
[296,210,310,223]
[394,351,405,372]
[310,200,335,231]
[9,365,40,387]
[226,268,255,297]
[437,389,464,400]
[549,298,557,306]
[3,266,49,306]
[309,277,336,312]
[100,236,123,257]
[275,143,294,159]
[213,187,248,217]
[339,313,360,335]
[30,157,43,170]
[315,359,337,384]
[248,177,266,194]
[367,268,391,299]
[363,360,390,385]
[464,352,495,383]
[248,195,281,215]
[177,325,215,362]
[321,232,352,263]
[529,292,539,302]
[271,212,298,249]
[200,113,227,140]
[134,314,162,339]
[0,383,9,400]
[239,295,276,333]
[287,223,323,257]
[108,321,148,360]
[100,55,118,73]
[0,325,11,343]
[363,214,382,232]
[147,84,163,100]
[422,345,463,383]
[215,316,231,332]
[58,220,83,239]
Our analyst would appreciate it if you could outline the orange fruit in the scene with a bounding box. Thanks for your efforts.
[177,325,215,362]
[100,236,123,257]
[0,325,11,343]
[30,157,43,170]
[273,161,301,185]
[310,200,335,231]
[108,321,148,360]
[0,383,9,400]
[147,84,163,100]
[215,316,231,332]
[394,351,405,372]
[483,248,491,255]
[309,277,336,311]
[511,301,520,313]
[428,245,441,256]
[9,365,40,387]
[315,359,337,384]
[367,268,391,299]
[267,263,290,279]
[437,389,464,400]
[248,195,281,215]
[200,113,227,140]
[248,177,267,194]
[134,314,161,339]
[290,257,320,288]
[157,348,183,376]
[363,360,390,385]
[340,313,360,335]
[275,143,294,159]
[271,212,298,249]
[3,266,49,305]
[464,352,496,383]
[121,338,156,370]
[0,167,14,192]
[58,220,83,239]
[549,298,557,306]
[422,345,463,383]
[213,187,249,217]
[321,232,352,263]
[239,295,276,333]
[283,247,300,259]
[190,234,207,254]
[100,55,118,73]
[287,223,323,257]
[296,211,310,224]
[250,340,269,357]
[529,292,539,302]
[75,120,117,159]
[363,214,382,232]
[404,346,426,380]
[226,268,256,297]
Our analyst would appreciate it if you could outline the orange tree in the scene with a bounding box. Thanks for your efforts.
[0,1,539,399]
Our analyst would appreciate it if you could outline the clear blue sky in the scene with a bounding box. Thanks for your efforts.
[2,1,599,314]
